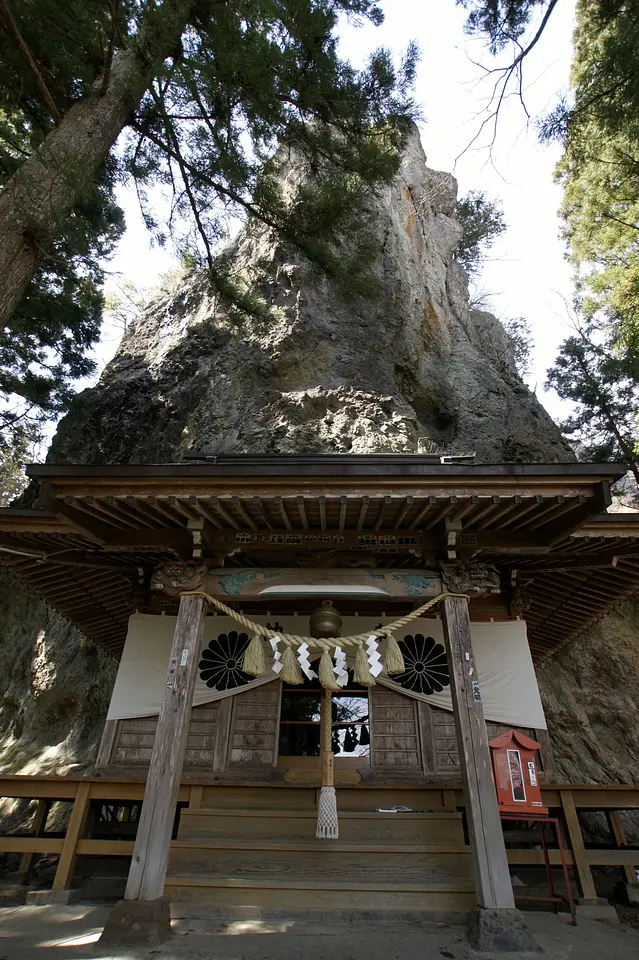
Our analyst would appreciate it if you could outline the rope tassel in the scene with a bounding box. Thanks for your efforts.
[316,786,338,839]
[354,642,375,687]
[242,635,268,676]
[318,649,340,691]
[280,645,304,684]
[384,633,406,675]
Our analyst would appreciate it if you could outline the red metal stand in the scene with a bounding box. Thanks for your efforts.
[500,813,577,925]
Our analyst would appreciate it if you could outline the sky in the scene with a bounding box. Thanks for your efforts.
[97,0,577,420]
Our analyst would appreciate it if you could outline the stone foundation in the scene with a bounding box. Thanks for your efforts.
[467,906,541,952]
[98,897,172,947]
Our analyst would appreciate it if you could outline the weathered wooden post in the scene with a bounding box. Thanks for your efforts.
[441,590,539,952]
[100,592,207,947]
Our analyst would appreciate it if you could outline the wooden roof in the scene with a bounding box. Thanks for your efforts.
[1,458,636,661]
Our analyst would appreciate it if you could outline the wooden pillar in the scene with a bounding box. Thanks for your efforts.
[125,593,207,902]
[320,688,334,788]
[441,595,515,910]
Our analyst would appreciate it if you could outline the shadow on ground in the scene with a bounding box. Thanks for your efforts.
[0,904,638,960]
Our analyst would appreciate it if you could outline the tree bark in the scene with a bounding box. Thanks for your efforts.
[0,0,194,327]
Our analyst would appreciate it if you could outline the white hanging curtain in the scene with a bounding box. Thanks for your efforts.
[106,613,546,730]
[375,619,547,729]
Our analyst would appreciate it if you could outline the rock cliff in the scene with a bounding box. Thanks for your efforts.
[49,129,570,465]
[0,570,116,775]
[537,597,639,786]
[1,126,636,789]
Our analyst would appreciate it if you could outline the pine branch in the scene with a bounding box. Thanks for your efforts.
[0,0,61,123]
[130,120,286,235]
[149,86,217,274]
[100,0,121,96]
[458,0,560,159]
[602,212,639,232]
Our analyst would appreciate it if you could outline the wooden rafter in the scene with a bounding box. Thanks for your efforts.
[0,460,636,661]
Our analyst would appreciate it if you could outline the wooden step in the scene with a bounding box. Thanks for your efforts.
[335,789,452,812]
[182,807,462,820]
[182,809,463,819]
[200,786,317,810]
[168,842,473,883]
[171,838,470,852]
[198,785,456,812]
[165,873,476,913]
[178,809,465,843]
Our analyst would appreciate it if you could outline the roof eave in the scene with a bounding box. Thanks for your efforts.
[26,459,629,482]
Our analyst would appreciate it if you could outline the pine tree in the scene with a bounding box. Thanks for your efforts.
[551,1,639,364]
[0,0,418,326]
[461,0,639,466]
[0,0,417,462]
[546,322,639,482]
[454,189,506,279]
[458,0,551,54]
[1,0,126,476]
[546,1,639,466]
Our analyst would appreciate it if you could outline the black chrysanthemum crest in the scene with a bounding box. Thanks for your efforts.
[395,634,450,695]
[199,631,252,691]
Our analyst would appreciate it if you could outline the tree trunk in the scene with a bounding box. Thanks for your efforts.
[0,0,194,327]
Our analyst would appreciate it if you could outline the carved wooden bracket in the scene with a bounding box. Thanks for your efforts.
[151,563,208,596]
[440,562,501,596]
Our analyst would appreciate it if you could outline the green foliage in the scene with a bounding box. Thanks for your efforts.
[0,0,129,138]
[546,321,639,479]
[547,1,639,366]
[566,0,639,151]
[1,0,418,470]
[460,0,639,467]
[0,0,126,451]
[546,1,639,468]
[126,2,419,297]
[454,189,506,279]
[458,0,549,53]
[1,168,124,415]
[503,316,533,377]
[0,418,41,506]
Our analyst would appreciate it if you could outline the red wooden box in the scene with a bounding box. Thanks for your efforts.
[488,730,548,815]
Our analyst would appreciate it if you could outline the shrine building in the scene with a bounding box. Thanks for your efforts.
[1,454,639,944]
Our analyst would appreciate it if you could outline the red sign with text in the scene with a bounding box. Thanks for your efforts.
[489,730,548,815]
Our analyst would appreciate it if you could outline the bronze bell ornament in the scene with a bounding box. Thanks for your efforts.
[309,599,342,639]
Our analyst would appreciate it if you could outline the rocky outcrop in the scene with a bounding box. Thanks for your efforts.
[0,571,116,775]
[537,597,639,785]
[50,129,570,465]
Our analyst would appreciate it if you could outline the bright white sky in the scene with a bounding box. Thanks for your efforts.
[97,0,576,421]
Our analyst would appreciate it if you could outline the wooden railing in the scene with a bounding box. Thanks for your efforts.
[0,776,186,893]
[0,776,637,900]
